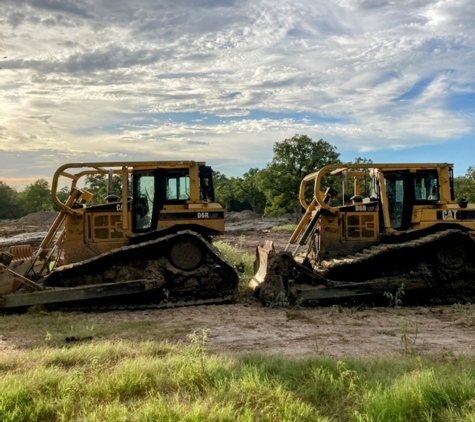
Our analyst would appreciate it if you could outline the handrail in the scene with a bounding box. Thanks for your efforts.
[298,162,453,213]
[50,161,202,212]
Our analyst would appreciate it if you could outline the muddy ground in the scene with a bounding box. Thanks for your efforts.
[1,211,475,358]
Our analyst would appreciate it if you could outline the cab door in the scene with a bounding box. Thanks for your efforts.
[383,170,439,231]
[132,169,191,233]
[383,171,412,231]
[132,170,160,233]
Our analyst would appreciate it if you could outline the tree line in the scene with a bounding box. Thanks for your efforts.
[1,134,475,220]
[0,175,121,220]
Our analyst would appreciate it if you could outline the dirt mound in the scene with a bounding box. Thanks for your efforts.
[226,210,261,222]
[16,211,59,226]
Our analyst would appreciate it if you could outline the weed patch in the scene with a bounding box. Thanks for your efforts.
[398,317,419,356]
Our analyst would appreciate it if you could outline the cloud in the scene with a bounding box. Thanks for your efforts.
[3,0,93,19]
[0,0,474,185]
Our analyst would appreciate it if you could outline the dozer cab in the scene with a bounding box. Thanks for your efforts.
[251,163,475,305]
[0,161,238,310]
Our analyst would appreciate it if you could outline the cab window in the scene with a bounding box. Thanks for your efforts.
[166,172,190,201]
[414,172,438,201]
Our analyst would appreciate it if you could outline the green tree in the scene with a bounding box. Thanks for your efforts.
[20,179,54,213]
[213,171,237,211]
[53,186,71,210]
[214,170,264,213]
[351,157,373,166]
[234,168,266,214]
[256,135,340,216]
[0,181,24,219]
[84,174,123,205]
[344,157,374,201]
[454,166,475,203]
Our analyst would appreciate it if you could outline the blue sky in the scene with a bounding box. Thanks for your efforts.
[1,0,474,189]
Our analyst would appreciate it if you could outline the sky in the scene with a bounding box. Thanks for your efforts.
[1,0,474,190]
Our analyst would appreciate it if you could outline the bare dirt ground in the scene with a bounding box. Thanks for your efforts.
[1,210,475,359]
[216,209,295,254]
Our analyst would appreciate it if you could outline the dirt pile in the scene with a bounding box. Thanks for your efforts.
[224,210,294,234]
[226,210,261,222]
[0,211,59,251]
[16,211,59,226]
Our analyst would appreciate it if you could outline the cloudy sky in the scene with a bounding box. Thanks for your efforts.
[1,0,474,189]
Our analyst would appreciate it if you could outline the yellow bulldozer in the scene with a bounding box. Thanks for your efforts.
[251,163,475,305]
[0,161,238,310]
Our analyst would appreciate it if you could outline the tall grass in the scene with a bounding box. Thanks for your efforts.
[214,238,255,281]
[1,340,475,422]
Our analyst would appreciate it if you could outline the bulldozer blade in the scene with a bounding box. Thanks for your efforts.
[1,278,165,309]
[250,240,330,305]
[0,265,24,296]
[0,253,43,296]
[249,240,275,291]
[293,277,427,304]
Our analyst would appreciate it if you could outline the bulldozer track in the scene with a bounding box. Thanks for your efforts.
[2,230,240,310]
[320,230,460,269]
[254,229,475,306]
[318,229,475,285]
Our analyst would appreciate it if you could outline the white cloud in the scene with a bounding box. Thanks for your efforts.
[0,0,474,185]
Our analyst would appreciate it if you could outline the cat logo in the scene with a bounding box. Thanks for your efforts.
[441,210,457,220]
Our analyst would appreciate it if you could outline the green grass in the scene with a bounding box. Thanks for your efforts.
[215,240,255,296]
[214,238,255,279]
[1,340,475,421]
[3,242,475,420]
[0,310,199,348]
[272,224,298,231]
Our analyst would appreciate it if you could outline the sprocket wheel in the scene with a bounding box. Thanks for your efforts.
[169,236,205,271]
[437,233,469,270]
